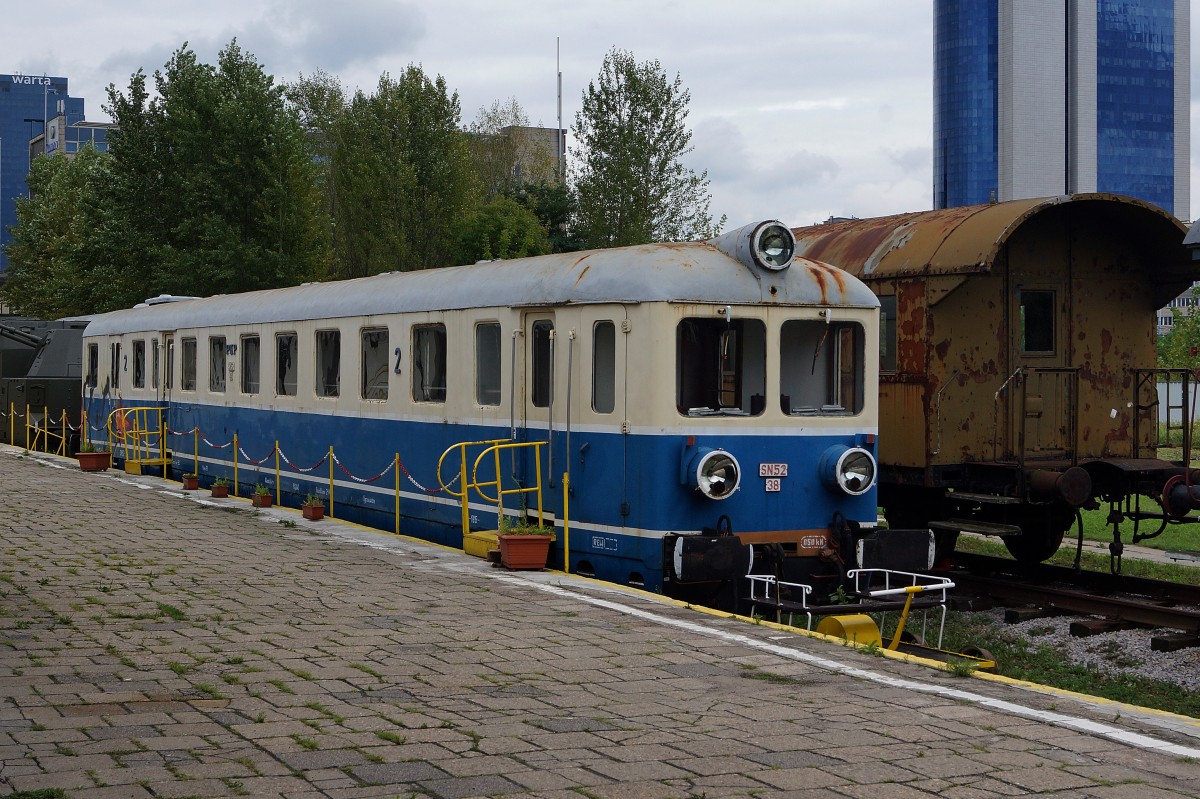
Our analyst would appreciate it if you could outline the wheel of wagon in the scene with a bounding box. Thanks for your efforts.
[1000,506,1072,564]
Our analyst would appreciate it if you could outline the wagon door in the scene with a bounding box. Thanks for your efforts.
[1006,283,1076,463]
[519,312,560,506]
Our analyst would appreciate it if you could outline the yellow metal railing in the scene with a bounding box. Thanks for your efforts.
[106,406,169,475]
[438,439,547,535]
[22,405,71,456]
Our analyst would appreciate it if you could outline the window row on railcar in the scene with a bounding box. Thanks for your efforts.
[84,313,627,418]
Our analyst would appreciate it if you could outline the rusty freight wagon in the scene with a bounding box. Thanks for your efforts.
[792,194,1200,565]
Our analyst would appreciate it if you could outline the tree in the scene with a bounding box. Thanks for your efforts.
[2,147,118,317]
[1159,292,1200,368]
[507,180,584,253]
[451,196,550,265]
[571,48,723,249]
[101,40,327,304]
[313,67,476,278]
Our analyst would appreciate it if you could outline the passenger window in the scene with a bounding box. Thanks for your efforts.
[241,335,260,394]
[779,320,864,415]
[593,321,615,414]
[475,323,501,406]
[316,330,340,398]
[110,342,121,390]
[531,320,553,408]
[1019,290,1055,354]
[181,338,197,391]
[209,336,227,392]
[151,340,160,389]
[86,343,98,388]
[133,340,145,388]
[676,318,766,416]
[412,324,447,403]
[361,328,389,400]
[879,295,897,373]
[276,333,297,396]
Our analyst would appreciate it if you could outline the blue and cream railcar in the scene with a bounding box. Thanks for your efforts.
[81,221,883,596]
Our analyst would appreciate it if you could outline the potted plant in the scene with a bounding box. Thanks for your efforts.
[211,477,230,498]
[497,515,556,571]
[76,440,111,472]
[181,472,200,491]
[301,493,325,521]
[252,483,273,508]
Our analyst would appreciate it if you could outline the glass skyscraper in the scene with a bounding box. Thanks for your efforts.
[0,74,86,273]
[933,0,1189,219]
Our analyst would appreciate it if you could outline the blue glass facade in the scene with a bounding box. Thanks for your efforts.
[0,75,86,272]
[1095,0,1176,214]
[934,0,998,209]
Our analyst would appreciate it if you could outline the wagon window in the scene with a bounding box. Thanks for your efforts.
[475,323,501,406]
[276,333,297,396]
[879,295,897,373]
[780,320,864,415]
[110,342,121,390]
[241,335,260,394]
[677,318,766,416]
[361,328,388,400]
[209,336,227,393]
[593,321,616,414]
[1019,290,1055,354]
[316,330,340,398]
[132,340,145,388]
[86,343,98,389]
[181,338,197,391]
[412,324,447,403]
[531,320,554,408]
[151,340,160,389]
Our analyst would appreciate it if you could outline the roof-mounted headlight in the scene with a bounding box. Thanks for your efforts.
[819,445,876,496]
[753,223,795,270]
[687,448,741,500]
[706,220,796,273]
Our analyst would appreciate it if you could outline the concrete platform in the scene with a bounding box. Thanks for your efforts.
[1,448,1199,799]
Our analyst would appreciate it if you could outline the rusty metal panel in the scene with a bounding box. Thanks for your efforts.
[879,382,926,466]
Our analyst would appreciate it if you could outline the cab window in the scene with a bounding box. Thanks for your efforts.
[676,318,766,416]
[780,320,864,415]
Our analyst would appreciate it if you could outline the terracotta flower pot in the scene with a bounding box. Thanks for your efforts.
[302,503,325,521]
[210,485,229,498]
[181,475,199,490]
[497,534,553,571]
[252,493,273,508]
[76,451,111,472]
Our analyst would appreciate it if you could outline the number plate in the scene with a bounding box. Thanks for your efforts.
[764,478,781,492]
[759,463,788,477]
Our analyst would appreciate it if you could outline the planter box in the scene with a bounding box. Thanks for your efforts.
[211,485,229,498]
[498,534,553,571]
[302,503,325,521]
[252,494,273,508]
[76,451,111,472]
[181,475,200,490]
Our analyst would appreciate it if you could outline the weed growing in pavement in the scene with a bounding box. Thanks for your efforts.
[375,730,404,744]
[290,734,318,750]
[945,657,978,677]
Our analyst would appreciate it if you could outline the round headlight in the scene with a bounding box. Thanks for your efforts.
[754,223,795,271]
[819,445,877,496]
[690,448,741,500]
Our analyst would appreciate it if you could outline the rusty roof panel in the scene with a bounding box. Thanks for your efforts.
[792,194,1192,284]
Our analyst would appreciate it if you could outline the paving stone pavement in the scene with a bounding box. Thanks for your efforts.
[1,449,1199,799]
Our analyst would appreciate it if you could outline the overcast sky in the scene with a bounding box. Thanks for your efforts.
[3,1,1197,227]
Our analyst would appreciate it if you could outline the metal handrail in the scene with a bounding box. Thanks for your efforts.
[437,438,547,537]
[106,406,168,473]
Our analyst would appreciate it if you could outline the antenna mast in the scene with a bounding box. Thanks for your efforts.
[557,37,564,184]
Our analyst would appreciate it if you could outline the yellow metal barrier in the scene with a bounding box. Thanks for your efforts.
[107,406,170,476]
[437,438,547,559]
[24,406,70,456]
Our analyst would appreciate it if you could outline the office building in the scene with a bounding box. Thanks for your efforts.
[934,0,1189,219]
[0,74,88,273]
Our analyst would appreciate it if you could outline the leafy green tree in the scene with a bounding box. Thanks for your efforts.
[571,48,723,248]
[102,40,327,304]
[452,196,550,265]
[507,180,584,253]
[2,147,117,317]
[319,68,477,277]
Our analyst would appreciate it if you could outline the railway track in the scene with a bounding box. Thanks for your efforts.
[950,552,1200,643]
